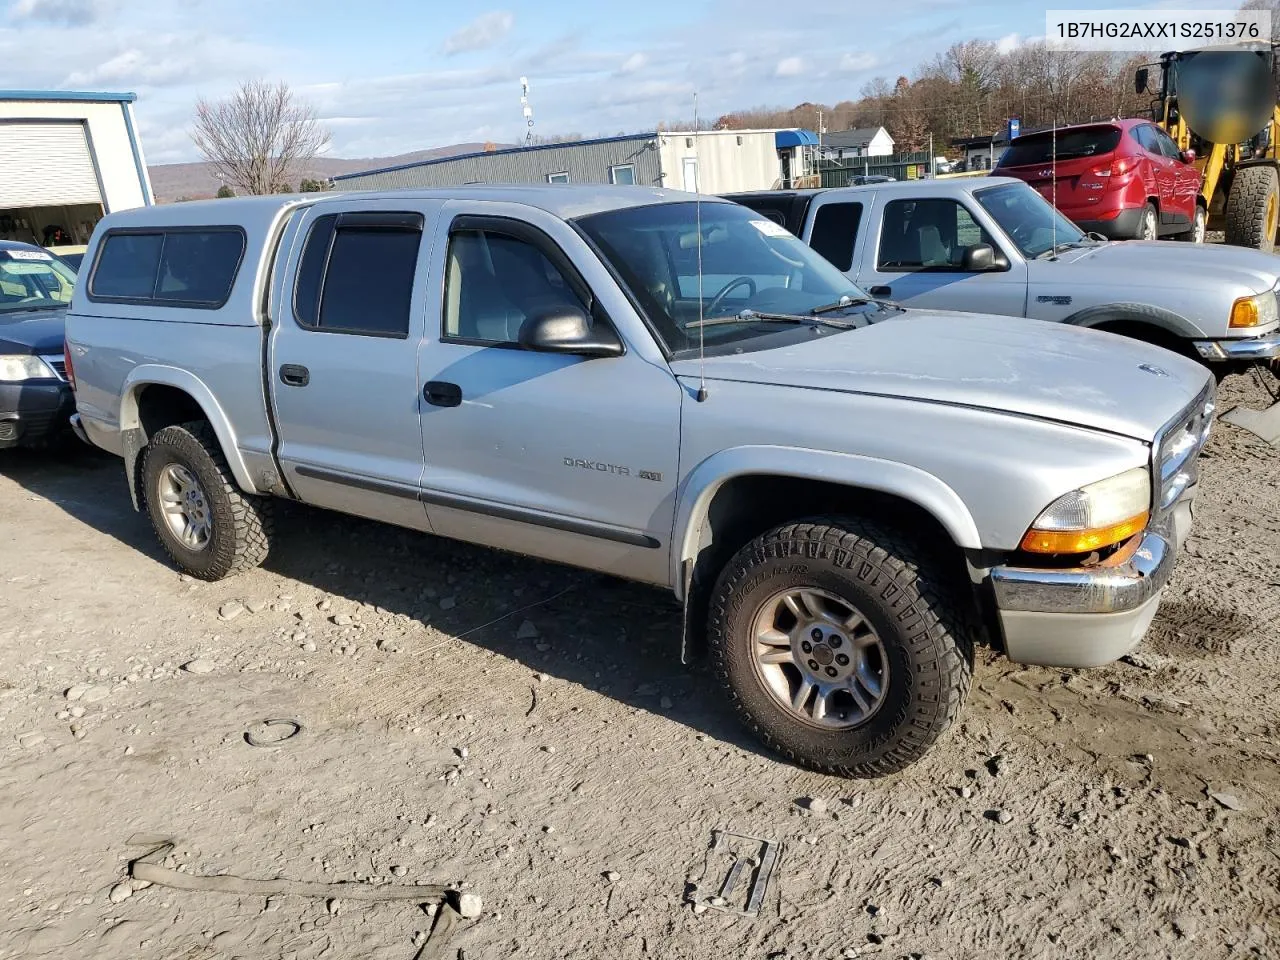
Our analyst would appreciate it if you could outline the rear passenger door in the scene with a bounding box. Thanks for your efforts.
[856,195,1028,316]
[269,200,443,532]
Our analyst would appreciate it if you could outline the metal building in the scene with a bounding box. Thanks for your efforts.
[332,129,818,194]
[0,90,152,249]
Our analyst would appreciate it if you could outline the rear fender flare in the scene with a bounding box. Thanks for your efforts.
[119,365,257,508]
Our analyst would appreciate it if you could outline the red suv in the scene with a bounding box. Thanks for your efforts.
[995,119,1204,242]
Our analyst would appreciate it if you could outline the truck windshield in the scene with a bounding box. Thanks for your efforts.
[974,183,1086,259]
[575,201,867,354]
[0,249,77,314]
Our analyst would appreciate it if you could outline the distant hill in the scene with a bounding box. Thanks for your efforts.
[148,143,510,202]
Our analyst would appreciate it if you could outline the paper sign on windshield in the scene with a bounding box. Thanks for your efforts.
[3,249,53,261]
[749,219,793,239]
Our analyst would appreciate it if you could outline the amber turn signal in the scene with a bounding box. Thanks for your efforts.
[1020,512,1149,554]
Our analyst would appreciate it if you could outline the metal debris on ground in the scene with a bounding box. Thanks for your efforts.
[691,829,781,918]
[124,835,470,959]
[244,718,305,747]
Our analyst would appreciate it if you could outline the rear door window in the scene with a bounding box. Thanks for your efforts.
[808,201,863,272]
[294,212,423,337]
[999,127,1121,167]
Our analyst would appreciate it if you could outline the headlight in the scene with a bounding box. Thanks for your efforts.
[1020,466,1151,554]
[0,355,56,382]
[1229,289,1278,328]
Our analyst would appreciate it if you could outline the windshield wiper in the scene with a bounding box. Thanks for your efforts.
[1035,240,1092,259]
[686,308,859,330]
[810,295,902,315]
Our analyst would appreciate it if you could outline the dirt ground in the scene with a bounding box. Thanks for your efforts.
[1,371,1277,960]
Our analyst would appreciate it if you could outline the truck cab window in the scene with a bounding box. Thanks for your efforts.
[877,198,996,271]
[809,202,862,271]
[294,215,421,338]
[443,230,586,344]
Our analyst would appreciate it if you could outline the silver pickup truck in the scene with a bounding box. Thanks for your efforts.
[65,186,1214,777]
[729,177,1280,369]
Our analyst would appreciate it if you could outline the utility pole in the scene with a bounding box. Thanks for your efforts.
[928,132,934,177]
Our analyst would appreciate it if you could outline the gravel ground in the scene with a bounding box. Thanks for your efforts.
[0,371,1277,960]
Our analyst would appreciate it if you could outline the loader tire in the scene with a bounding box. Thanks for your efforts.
[1224,165,1280,253]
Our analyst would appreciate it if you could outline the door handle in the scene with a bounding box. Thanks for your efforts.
[279,364,310,387]
[423,381,462,408]
[869,285,892,297]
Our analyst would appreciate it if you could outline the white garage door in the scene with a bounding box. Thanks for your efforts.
[0,122,102,208]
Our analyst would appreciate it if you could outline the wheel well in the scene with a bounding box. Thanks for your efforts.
[682,475,980,660]
[135,384,207,437]
[1092,319,1186,354]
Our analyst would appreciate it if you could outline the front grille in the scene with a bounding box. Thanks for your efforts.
[39,355,67,381]
[1155,383,1215,514]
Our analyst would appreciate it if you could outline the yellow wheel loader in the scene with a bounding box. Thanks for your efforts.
[1137,46,1280,251]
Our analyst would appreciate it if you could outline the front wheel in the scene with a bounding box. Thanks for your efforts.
[140,421,273,580]
[708,518,975,778]
[1176,205,1207,243]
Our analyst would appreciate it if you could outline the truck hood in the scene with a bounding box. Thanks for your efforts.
[0,307,66,354]
[670,311,1209,441]
[1041,240,1280,295]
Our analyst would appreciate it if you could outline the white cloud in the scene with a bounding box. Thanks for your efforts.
[619,52,647,73]
[995,32,1022,54]
[442,11,514,55]
[839,51,879,72]
[8,0,100,25]
[775,56,803,77]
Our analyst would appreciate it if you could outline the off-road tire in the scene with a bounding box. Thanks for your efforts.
[140,421,273,580]
[1224,165,1280,253]
[708,517,976,778]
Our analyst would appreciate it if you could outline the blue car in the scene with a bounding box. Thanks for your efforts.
[0,239,77,449]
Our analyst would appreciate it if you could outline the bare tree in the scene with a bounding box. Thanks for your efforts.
[191,81,330,196]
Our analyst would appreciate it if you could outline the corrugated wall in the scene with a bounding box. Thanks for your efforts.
[334,137,662,190]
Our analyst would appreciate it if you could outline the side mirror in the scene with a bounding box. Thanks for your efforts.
[517,306,623,358]
[1134,67,1149,95]
[961,243,1000,272]
[1181,148,1197,163]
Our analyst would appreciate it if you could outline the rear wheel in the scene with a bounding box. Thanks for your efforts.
[1136,202,1159,241]
[1224,165,1280,252]
[140,421,273,580]
[707,517,975,778]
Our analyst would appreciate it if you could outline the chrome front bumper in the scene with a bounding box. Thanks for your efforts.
[1192,331,1280,361]
[988,496,1193,668]
[990,526,1173,617]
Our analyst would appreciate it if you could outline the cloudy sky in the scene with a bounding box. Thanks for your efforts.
[1,0,1179,164]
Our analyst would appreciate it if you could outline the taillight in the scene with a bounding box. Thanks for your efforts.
[63,338,76,391]
[1091,156,1138,178]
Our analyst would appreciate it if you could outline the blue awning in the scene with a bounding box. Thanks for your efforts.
[775,129,819,148]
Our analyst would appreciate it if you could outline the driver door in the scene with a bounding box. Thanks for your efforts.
[414,202,683,586]
[855,195,1028,316]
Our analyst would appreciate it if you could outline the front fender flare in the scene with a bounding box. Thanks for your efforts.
[670,445,984,600]
[1060,301,1205,340]
[119,365,258,508]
